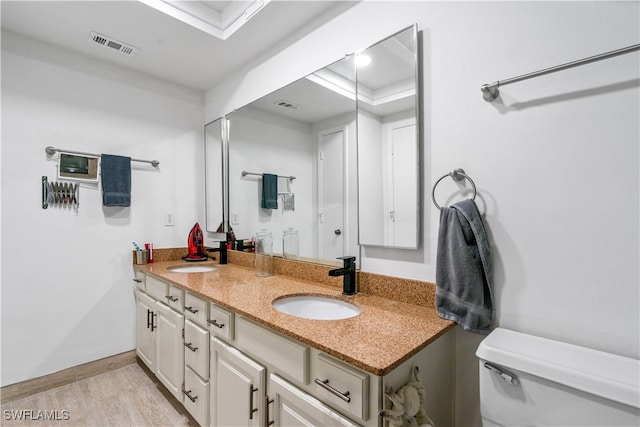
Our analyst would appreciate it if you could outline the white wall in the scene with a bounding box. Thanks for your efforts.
[1,31,205,386]
[206,2,639,425]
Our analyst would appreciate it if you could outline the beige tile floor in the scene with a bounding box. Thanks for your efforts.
[1,362,198,427]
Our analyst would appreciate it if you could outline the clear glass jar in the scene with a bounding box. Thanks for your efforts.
[282,228,299,259]
[254,229,274,277]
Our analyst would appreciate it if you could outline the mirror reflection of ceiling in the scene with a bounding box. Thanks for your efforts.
[357,29,416,117]
[246,59,355,124]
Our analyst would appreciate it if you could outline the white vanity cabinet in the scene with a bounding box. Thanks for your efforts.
[135,290,156,371]
[156,300,185,402]
[134,270,454,427]
[210,337,266,426]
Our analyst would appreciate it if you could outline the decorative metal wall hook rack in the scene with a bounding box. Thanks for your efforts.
[481,43,640,102]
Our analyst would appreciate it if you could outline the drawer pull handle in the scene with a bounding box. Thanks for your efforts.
[166,295,179,302]
[249,385,258,420]
[208,319,225,329]
[265,396,274,426]
[184,342,198,352]
[184,306,198,314]
[183,389,198,403]
[133,278,142,283]
[314,378,351,403]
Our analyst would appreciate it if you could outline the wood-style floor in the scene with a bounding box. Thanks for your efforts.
[1,362,198,426]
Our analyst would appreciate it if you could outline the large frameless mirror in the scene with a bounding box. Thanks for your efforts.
[357,25,420,249]
[203,24,421,263]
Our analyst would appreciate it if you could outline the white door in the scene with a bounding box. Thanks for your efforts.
[211,337,266,427]
[135,290,156,371]
[155,302,184,402]
[269,374,358,427]
[385,119,417,247]
[318,128,345,260]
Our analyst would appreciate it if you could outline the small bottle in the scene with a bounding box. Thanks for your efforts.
[255,229,273,277]
[282,228,299,260]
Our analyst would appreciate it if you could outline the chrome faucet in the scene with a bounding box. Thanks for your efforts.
[328,256,356,295]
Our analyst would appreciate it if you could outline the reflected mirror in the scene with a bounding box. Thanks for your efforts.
[204,117,226,234]
[227,55,358,264]
[357,25,420,248]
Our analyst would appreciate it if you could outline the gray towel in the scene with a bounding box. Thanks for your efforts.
[261,173,278,209]
[435,199,493,334]
[101,154,131,207]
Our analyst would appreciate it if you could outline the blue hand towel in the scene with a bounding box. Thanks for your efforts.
[101,154,131,207]
[435,199,493,334]
[261,173,278,209]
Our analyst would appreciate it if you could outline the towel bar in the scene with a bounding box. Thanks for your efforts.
[431,168,477,210]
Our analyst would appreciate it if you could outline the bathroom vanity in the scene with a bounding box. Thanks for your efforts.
[133,254,454,427]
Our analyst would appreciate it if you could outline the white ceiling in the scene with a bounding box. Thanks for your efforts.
[1,1,358,91]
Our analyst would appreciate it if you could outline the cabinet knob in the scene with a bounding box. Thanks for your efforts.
[184,306,198,314]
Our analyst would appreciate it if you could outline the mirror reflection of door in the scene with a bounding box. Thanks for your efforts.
[384,118,417,246]
[318,127,346,260]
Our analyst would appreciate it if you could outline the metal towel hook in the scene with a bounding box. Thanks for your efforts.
[431,168,477,210]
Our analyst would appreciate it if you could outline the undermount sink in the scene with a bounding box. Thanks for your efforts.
[168,265,217,273]
[272,295,361,320]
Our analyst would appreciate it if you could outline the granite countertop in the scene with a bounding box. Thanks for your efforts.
[135,259,454,376]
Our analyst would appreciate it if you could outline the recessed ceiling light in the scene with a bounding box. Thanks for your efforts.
[355,54,371,67]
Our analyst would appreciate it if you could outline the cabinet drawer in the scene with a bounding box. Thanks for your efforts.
[165,285,184,313]
[184,319,209,379]
[315,353,369,421]
[133,271,145,291]
[236,317,308,385]
[146,275,168,302]
[208,303,234,341]
[184,366,209,427]
[184,292,208,326]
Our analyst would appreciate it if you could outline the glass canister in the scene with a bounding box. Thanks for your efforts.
[282,228,299,259]
[255,229,274,277]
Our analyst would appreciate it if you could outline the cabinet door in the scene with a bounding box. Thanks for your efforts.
[135,290,156,371]
[269,374,358,427]
[211,337,265,427]
[156,301,184,402]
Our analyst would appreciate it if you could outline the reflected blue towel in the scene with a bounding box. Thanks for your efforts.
[261,173,278,209]
[435,199,493,334]
[101,154,131,207]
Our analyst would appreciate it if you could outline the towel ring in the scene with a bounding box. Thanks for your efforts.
[431,168,477,210]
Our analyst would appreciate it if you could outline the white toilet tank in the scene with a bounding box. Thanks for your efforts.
[476,328,639,426]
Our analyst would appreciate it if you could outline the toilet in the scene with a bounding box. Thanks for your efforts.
[476,327,640,426]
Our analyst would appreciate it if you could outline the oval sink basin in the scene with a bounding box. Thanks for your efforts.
[168,265,217,273]
[272,295,360,320]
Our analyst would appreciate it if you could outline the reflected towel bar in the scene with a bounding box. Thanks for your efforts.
[241,171,296,180]
[481,44,640,102]
[45,146,159,167]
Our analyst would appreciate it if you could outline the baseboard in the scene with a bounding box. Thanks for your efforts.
[0,350,137,404]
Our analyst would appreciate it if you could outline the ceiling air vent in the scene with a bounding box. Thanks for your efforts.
[275,100,299,109]
[89,32,140,57]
